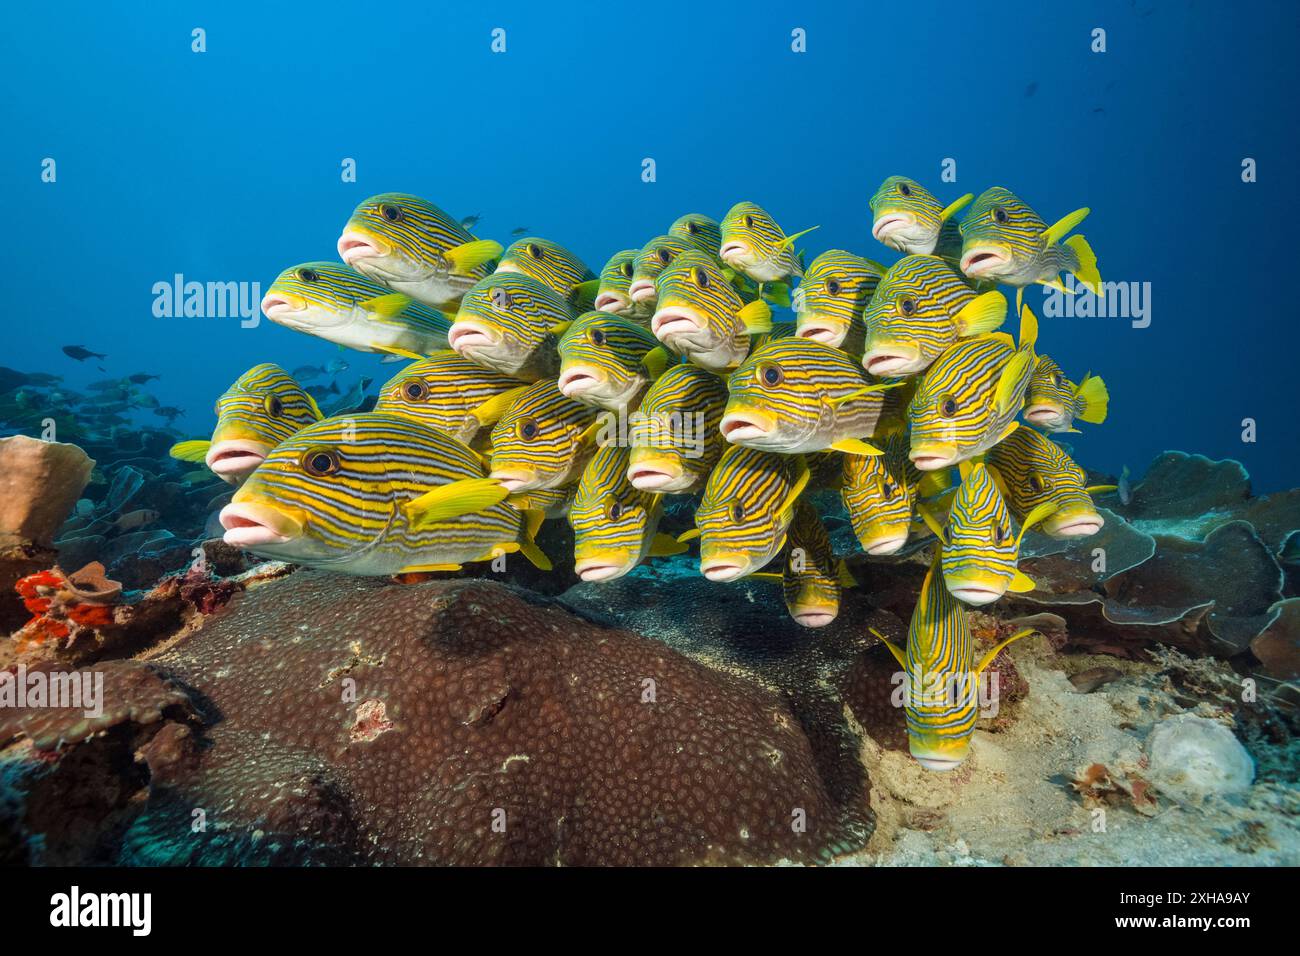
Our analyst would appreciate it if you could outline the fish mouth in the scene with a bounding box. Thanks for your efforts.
[914,754,965,772]
[909,443,959,471]
[595,291,630,312]
[719,408,776,444]
[792,607,838,628]
[557,366,605,399]
[219,499,304,548]
[205,440,273,483]
[488,468,540,494]
[626,458,685,491]
[960,247,1011,277]
[447,320,501,356]
[701,559,750,582]
[338,229,390,265]
[719,241,749,265]
[574,557,634,582]
[863,346,923,377]
[1047,511,1104,537]
[945,577,1007,606]
[627,279,657,303]
[260,293,307,322]
[860,532,908,555]
[1024,403,1066,426]
[797,319,847,347]
[650,306,703,341]
[871,214,917,245]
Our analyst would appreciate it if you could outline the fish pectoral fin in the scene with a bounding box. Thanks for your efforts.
[974,628,1038,675]
[1042,207,1090,246]
[402,478,510,529]
[360,293,413,317]
[830,438,883,456]
[1015,500,1060,546]
[398,562,463,573]
[374,345,425,361]
[1007,569,1037,593]
[444,239,503,275]
[169,439,211,462]
[1085,483,1118,495]
[869,627,908,668]
[735,299,772,335]
[778,224,821,249]
[915,501,947,540]
[677,528,701,543]
[1037,276,1074,294]
[748,571,783,582]
[470,386,530,426]
[836,559,857,589]
[762,282,792,308]
[648,532,688,558]
[572,279,601,309]
[641,346,672,378]
[939,194,974,222]
[954,290,1007,337]
[548,320,573,337]
[995,353,1034,419]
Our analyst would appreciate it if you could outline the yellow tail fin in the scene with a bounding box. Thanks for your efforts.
[1073,374,1109,424]
[518,508,553,570]
[1064,235,1101,294]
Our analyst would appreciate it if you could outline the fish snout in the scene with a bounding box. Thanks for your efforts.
[337,229,389,265]
[626,456,685,492]
[792,607,838,628]
[627,279,657,303]
[796,318,847,347]
[960,246,1011,277]
[944,575,1008,606]
[574,555,635,582]
[219,499,302,548]
[260,291,305,322]
[718,240,750,266]
[1046,508,1104,538]
[719,408,776,445]
[909,442,959,472]
[557,365,605,400]
[594,290,630,313]
[860,531,908,555]
[1023,403,1066,427]
[650,306,702,342]
[862,345,924,377]
[447,319,501,357]
[205,439,274,483]
[914,754,966,772]
[700,559,749,582]
[871,213,917,247]
[488,467,540,494]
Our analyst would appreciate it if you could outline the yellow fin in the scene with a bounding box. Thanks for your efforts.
[399,562,462,573]
[470,386,529,426]
[778,225,821,249]
[986,463,1010,499]
[375,345,425,361]
[1064,235,1101,294]
[648,532,688,558]
[836,560,857,588]
[939,194,974,222]
[915,501,947,541]
[735,299,772,335]
[995,354,1032,419]
[169,439,211,463]
[974,628,1038,675]
[677,528,701,543]
[830,437,883,456]
[444,239,503,275]
[762,282,791,309]
[957,460,974,481]
[1085,483,1118,495]
[305,393,324,420]
[953,291,1007,337]
[572,279,600,309]
[917,469,953,498]
[1007,569,1036,593]
[360,293,413,317]
[1042,207,1090,246]
[402,477,510,529]
[1018,304,1039,352]
[641,346,671,379]
[869,627,907,668]
[748,571,783,582]
[548,320,573,337]
[1015,500,1060,547]
[517,508,552,570]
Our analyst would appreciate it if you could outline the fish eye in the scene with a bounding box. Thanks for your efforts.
[827,278,842,295]
[298,268,319,283]
[882,481,895,499]
[993,524,1007,543]
[590,327,606,346]
[1053,373,1064,387]
[757,363,785,388]
[381,204,404,223]
[744,215,754,229]
[518,417,541,441]
[490,287,513,309]
[607,500,625,520]
[900,297,917,316]
[1028,475,1047,493]
[264,395,284,417]
[621,262,633,277]
[527,243,545,260]
[302,448,340,477]
[898,182,912,197]
[940,395,958,418]
[657,247,673,265]
[993,207,1009,224]
[693,267,710,288]
[687,221,700,235]
[732,502,746,521]
[402,380,430,402]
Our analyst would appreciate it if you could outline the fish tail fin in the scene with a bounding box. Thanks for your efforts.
[1064,235,1101,294]
[1074,374,1109,424]
[518,508,553,571]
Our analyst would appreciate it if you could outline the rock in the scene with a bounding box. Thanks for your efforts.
[1145,714,1255,801]
[0,436,95,549]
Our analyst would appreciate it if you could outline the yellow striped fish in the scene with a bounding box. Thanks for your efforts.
[650,251,773,372]
[873,554,1037,770]
[680,446,809,581]
[862,255,1007,377]
[986,426,1112,538]
[869,176,973,259]
[625,364,730,493]
[593,249,642,317]
[721,338,895,455]
[488,379,600,493]
[557,311,668,412]
[448,273,575,381]
[793,250,887,353]
[507,485,575,519]
[218,412,550,575]
[169,364,322,485]
[374,351,529,446]
[627,234,696,310]
[1023,356,1109,433]
[338,193,502,311]
[840,429,925,555]
[781,501,851,628]
[569,443,686,582]
[907,305,1039,470]
[959,187,1101,303]
[261,261,451,358]
[669,213,723,256]
[919,461,1055,606]
[719,201,818,284]
[495,237,599,311]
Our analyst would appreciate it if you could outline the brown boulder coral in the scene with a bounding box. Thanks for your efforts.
[97,571,873,865]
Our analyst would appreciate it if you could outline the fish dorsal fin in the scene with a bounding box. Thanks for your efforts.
[736,299,772,335]
[401,477,510,529]
[360,293,413,318]
[548,320,573,337]
[169,439,211,463]
[939,193,974,222]
[828,381,904,409]
[974,627,1038,675]
[444,239,503,275]
[995,356,1032,419]
[1014,500,1060,548]
[470,386,529,426]
[957,460,974,482]
[869,627,907,668]
[572,279,601,309]
[986,463,1010,499]
[1042,207,1090,246]
[953,290,1007,337]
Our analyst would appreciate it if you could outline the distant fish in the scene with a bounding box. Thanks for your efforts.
[114,508,160,532]
[63,345,106,362]
[324,376,374,416]
[325,358,350,376]
[1024,81,1039,98]
[292,364,326,381]
[510,226,529,237]
[127,373,160,385]
[153,406,185,423]
[1118,465,1132,505]
[460,214,482,230]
